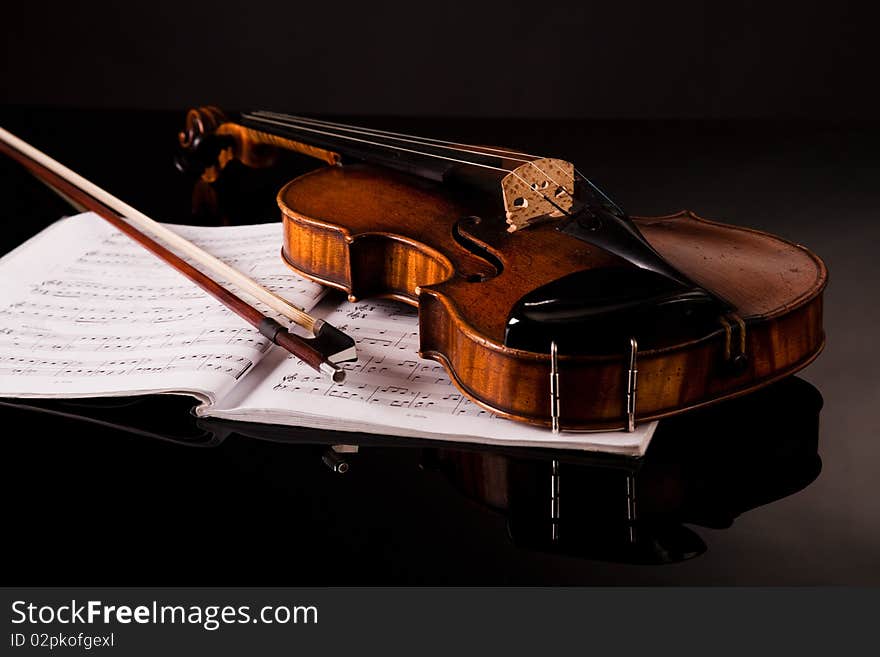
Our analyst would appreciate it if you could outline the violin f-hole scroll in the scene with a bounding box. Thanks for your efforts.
[451,216,503,282]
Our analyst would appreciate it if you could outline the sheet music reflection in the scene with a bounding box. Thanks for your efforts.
[1,376,821,566]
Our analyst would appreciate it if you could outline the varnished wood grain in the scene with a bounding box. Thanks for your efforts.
[278,164,826,430]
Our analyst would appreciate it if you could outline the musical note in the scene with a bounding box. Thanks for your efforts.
[0,214,324,396]
[251,298,499,420]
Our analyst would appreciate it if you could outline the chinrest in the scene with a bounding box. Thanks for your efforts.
[505,266,723,354]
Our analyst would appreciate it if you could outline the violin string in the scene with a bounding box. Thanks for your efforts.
[242,113,572,217]
[251,111,542,162]
[263,112,625,215]
[249,112,623,218]
[270,112,600,200]
[243,113,510,171]
[249,111,577,201]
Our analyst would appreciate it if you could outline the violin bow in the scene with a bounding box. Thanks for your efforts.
[0,126,356,383]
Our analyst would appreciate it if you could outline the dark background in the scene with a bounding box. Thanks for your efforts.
[2,0,878,118]
[1,2,878,585]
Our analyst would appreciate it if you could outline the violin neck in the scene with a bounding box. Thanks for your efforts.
[239,111,509,188]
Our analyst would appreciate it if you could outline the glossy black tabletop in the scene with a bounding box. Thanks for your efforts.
[0,108,877,585]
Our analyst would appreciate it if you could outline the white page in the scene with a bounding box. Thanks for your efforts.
[209,298,657,455]
[0,212,325,402]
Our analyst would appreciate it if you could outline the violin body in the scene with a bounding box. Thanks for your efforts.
[176,107,826,431]
[277,163,826,430]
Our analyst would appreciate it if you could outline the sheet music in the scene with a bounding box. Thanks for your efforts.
[0,212,324,401]
[0,212,656,454]
[209,298,657,454]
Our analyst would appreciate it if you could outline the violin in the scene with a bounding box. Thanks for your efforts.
[178,107,826,432]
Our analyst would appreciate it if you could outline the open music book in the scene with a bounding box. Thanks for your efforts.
[0,213,656,455]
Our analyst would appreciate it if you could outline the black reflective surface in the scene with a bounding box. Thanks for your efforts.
[1,108,878,584]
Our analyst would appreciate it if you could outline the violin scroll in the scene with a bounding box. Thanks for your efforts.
[176,106,341,183]
[175,106,236,182]
[178,105,227,151]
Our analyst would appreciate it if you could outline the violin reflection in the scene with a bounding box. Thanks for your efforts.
[428,376,822,563]
[0,376,821,566]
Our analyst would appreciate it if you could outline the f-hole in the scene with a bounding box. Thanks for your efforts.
[452,216,504,282]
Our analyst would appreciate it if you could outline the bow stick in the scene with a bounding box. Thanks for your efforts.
[0,126,356,383]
